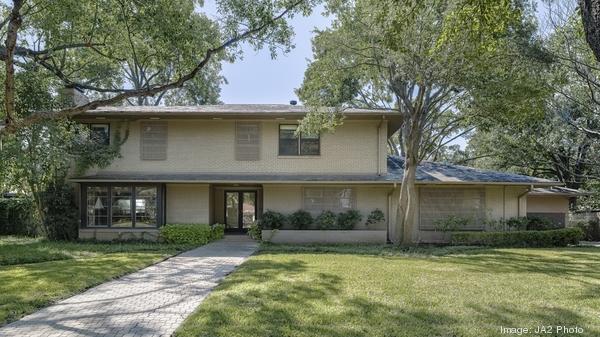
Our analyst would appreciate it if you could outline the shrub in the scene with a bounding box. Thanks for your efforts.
[337,210,362,230]
[450,228,584,248]
[288,210,313,230]
[506,217,529,231]
[434,216,472,232]
[42,183,79,241]
[259,210,286,229]
[0,197,37,236]
[574,219,600,241]
[366,209,385,226]
[315,210,337,230]
[160,224,224,245]
[525,216,555,231]
[247,221,262,240]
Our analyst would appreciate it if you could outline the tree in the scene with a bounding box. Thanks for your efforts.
[0,0,318,134]
[297,0,546,244]
[579,0,600,62]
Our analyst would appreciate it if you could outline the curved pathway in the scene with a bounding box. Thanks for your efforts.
[0,236,257,337]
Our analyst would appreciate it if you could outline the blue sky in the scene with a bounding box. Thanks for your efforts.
[201,3,332,104]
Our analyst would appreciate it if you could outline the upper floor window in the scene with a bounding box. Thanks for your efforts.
[140,122,168,161]
[278,124,320,156]
[89,124,110,145]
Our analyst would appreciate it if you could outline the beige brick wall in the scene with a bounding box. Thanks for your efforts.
[166,184,210,224]
[89,119,387,175]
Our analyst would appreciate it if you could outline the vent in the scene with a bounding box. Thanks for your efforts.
[140,122,167,161]
[235,122,261,161]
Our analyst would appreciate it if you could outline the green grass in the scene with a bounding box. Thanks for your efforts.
[0,236,194,326]
[176,244,600,337]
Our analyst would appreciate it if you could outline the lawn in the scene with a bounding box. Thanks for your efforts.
[0,236,194,326]
[176,244,600,337]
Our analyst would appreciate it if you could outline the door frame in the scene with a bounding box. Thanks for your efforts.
[224,190,258,232]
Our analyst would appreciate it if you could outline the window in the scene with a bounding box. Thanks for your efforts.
[89,124,110,145]
[235,122,261,161]
[82,184,161,228]
[303,187,354,213]
[140,122,168,160]
[278,124,320,156]
[419,188,486,231]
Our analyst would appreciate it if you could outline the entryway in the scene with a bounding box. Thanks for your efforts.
[211,185,263,233]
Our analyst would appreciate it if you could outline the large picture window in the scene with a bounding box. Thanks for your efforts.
[419,187,486,231]
[279,124,320,156]
[303,187,354,213]
[83,184,161,228]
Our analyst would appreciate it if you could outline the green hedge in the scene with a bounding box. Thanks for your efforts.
[0,198,37,236]
[450,228,584,248]
[160,224,225,245]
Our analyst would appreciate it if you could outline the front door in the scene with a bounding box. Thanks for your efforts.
[225,191,257,232]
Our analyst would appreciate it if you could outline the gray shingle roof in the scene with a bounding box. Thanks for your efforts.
[70,156,558,185]
[528,186,592,196]
[386,156,557,184]
[77,104,394,117]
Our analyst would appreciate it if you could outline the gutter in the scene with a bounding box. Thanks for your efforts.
[517,184,533,217]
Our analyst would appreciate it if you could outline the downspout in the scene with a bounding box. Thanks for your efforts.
[377,118,385,175]
[517,185,533,218]
[386,183,396,244]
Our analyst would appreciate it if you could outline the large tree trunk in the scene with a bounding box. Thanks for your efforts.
[580,0,600,62]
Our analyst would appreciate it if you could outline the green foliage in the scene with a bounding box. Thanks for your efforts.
[315,210,338,230]
[525,216,555,231]
[160,224,224,245]
[365,209,385,226]
[450,228,584,247]
[288,210,314,230]
[434,216,473,232]
[574,220,600,241]
[0,198,37,236]
[42,182,79,241]
[336,210,362,230]
[259,210,287,230]
[247,222,262,241]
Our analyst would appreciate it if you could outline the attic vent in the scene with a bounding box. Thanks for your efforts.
[140,122,168,161]
[235,122,260,161]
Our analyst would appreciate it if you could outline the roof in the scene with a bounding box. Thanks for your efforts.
[76,104,395,118]
[386,156,557,185]
[528,186,592,197]
[70,156,559,185]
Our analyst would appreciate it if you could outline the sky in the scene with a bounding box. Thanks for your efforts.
[201,3,332,104]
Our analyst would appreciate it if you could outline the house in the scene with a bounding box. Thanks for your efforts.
[71,104,574,244]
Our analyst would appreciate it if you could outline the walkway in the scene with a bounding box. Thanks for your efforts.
[0,236,258,337]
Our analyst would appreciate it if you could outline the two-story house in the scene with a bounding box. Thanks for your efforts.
[71,104,576,243]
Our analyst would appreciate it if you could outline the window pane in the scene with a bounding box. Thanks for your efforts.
[90,124,110,145]
[87,186,108,227]
[304,187,355,213]
[225,192,239,229]
[300,136,320,155]
[111,186,133,227]
[419,188,486,231]
[242,192,256,228]
[279,125,299,155]
[135,187,157,228]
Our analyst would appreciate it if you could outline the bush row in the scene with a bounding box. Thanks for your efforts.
[160,223,225,245]
[435,215,558,232]
[259,209,385,230]
[573,219,600,241]
[450,228,584,248]
[0,197,37,236]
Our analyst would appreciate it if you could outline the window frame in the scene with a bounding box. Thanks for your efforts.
[302,186,355,213]
[278,124,320,156]
[418,187,486,231]
[87,123,110,146]
[80,183,164,229]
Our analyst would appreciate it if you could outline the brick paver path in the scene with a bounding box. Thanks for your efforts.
[0,236,257,337]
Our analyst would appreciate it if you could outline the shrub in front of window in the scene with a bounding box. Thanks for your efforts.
[434,216,473,232]
[450,228,584,247]
[366,209,385,226]
[525,216,555,231]
[259,210,286,230]
[288,210,313,230]
[315,210,337,229]
[337,210,362,230]
[160,224,223,245]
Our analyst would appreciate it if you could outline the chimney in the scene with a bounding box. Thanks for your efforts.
[289,100,297,106]
[59,86,90,107]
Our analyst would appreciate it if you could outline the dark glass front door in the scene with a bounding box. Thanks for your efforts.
[225,191,256,232]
